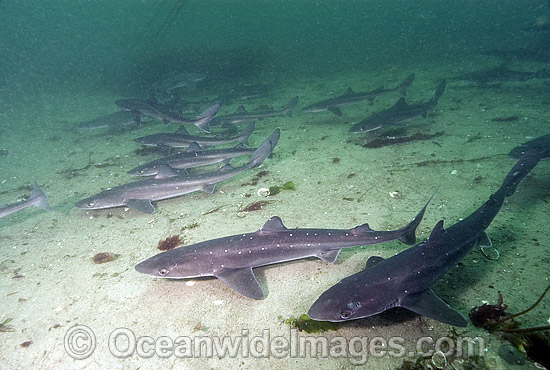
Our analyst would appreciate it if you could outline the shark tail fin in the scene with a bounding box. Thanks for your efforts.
[398,73,415,95]
[194,103,221,133]
[246,129,280,168]
[431,80,446,104]
[282,96,298,117]
[237,122,256,146]
[500,147,543,197]
[397,192,435,245]
[30,184,50,211]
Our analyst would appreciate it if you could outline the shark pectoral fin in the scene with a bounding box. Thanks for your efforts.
[154,165,178,179]
[365,256,385,269]
[317,249,340,263]
[328,107,343,117]
[399,289,468,327]
[216,267,264,299]
[477,231,492,248]
[125,199,155,214]
[202,184,217,194]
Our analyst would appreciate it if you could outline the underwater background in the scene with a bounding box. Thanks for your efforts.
[1,0,549,369]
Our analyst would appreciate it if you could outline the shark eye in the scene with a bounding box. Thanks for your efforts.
[87,202,95,207]
[341,310,353,319]
[158,269,169,276]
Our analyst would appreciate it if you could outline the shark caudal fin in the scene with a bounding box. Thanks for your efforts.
[246,129,280,168]
[194,103,221,133]
[29,184,50,211]
[282,96,299,117]
[237,121,256,146]
[397,73,415,95]
[501,147,544,197]
[431,80,446,104]
[397,192,435,245]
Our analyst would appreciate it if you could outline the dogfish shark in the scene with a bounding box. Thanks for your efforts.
[302,74,414,117]
[135,197,431,299]
[75,129,279,214]
[308,137,548,326]
[0,184,50,219]
[349,80,446,134]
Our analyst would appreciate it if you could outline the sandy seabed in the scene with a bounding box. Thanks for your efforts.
[0,58,549,369]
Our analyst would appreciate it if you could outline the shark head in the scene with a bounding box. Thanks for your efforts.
[135,248,207,279]
[308,256,396,322]
[307,279,393,322]
[74,191,123,210]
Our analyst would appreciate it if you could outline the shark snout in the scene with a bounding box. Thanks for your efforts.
[307,298,341,322]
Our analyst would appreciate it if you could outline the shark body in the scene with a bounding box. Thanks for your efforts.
[75,129,279,214]
[302,74,414,117]
[210,97,297,127]
[349,80,446,134]
[308,143,547,326]
[135,198,430,299]
[0,184,50,219]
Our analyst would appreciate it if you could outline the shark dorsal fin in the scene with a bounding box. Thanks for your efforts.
[186,142,204,153]
[233,142,247,150]
[350,223,373,235]
[428,220,446,241]
[235,105,248,114]
[343,87,355,96]
[258,216,288,234]
[365,256,385,269]
[394,97,408,108]
[176,125,190,135]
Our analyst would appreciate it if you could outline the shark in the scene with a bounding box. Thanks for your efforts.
[0,184,50,219]
[349,80,446,134]
[134,121,255,149]
[75,129,279,214]
[128,142,256,177]
[450,64,550,86]
[210,97,298,127]
[307,141,548,326]
[76,110,141,132]
[134,197,431,299]
[302,74,415,117]
[508,134,550,160]
[115,99,220,132]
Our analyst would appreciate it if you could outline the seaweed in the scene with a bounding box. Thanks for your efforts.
[0,318,14,333]
[92,252,119,264]
[469,284,550,368]
[158,235,182,251]
[280,314,339,333]
[268,181,296,196]
[241,200,274,212]
[57,153,122,179]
